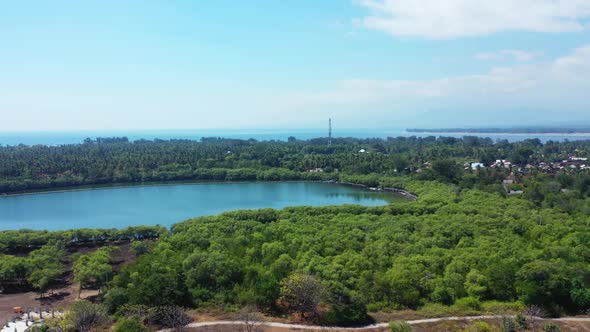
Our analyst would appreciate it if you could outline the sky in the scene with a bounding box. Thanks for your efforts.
[1,0,590,131]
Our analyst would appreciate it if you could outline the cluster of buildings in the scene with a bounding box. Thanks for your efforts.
[464,155,589,195]
[520,156,588,174]
[467,160,513,171]
[467,156,589,173]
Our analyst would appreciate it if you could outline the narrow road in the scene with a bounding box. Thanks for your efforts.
[158,315,590,331]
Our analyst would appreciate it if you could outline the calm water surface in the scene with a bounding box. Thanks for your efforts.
[0,182,401,231]
[2,129,589,145]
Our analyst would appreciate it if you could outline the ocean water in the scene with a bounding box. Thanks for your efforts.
[1,128,589,146]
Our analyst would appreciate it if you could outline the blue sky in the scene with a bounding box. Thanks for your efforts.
[1,0,590,131]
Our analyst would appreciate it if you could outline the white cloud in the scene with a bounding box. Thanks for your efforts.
[474,50,544,62]
[553,44,590,72]
[290,44,590,107]
[358,0,590,39]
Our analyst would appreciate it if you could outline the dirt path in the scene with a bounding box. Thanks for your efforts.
[159,316,590,332]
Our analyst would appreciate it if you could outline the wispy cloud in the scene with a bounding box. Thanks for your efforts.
[289,44,590,106]
[474,50,544,62]
[357,0,590,39]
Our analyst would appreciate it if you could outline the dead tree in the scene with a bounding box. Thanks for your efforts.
[524,305,546,332]
[237,305,262,332]
[151,305,192,332]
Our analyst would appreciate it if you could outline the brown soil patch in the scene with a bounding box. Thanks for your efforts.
[411,319,590,332]
[552,320,590,332]
[0,241,136,324]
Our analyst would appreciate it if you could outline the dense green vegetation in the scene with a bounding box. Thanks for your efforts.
[1,136,588,194]
[0,226,166,296]
[0,225,167,254]
[0,243,65,297]
[97,180,589,323]
[1,136,589,326]
[73,247,114,296]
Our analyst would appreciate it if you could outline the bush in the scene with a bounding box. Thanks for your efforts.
[148,306,192,332]
[543,323,561,332]
[514,313,528,330]
[500,316,517,332]
[322,287,368,326]
[366,301,388,312]
[104,287,130,314]
[389,320,412,332]
[461,321,491,332]
[473,321,491,332]
[481,301,525,314]
[27,325,49,332]
[453,297,482,311]
[130,241,151,256]
[66,301,109,332]
[114,316,147,332]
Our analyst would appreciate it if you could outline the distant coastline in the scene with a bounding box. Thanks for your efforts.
[5,128,590,147]
[407,128,590,135]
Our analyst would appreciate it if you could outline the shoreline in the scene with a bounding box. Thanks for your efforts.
[405,131,590,136]
[0,180,329,198]
[0,180,417,201]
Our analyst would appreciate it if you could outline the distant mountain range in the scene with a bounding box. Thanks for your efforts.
[407,127,590,134]
[397,109,590,129]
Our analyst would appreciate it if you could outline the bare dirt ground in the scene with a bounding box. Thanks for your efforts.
[410,319,590,332]
[0,242,134,324]
[553,320,590,332]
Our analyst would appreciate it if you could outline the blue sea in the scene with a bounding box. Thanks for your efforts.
[1,128,589,146]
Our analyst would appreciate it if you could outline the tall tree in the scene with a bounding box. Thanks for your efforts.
[279,273,324,320]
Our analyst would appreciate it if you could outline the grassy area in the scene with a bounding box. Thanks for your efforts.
[370,301,525,322]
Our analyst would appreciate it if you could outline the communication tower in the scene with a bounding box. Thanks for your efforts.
[328,118,332,145]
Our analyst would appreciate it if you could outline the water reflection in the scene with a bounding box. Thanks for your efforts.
[325,191,406,203]
[0,182,400,230]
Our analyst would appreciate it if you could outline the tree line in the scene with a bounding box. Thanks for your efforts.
[0,225,167,255]
[1,136,588,194]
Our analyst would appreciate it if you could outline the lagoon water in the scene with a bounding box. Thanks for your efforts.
[0,182,399,231]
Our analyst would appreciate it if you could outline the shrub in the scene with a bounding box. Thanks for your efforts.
[500,316,517,332]
[453,297,482,311]
[461,321,491,332]
[66,301,109,332]
[389,320,412,332]
[104,287,130,314]
[543,322,561,332]
[27,325,49,332]
[473,321,491,332]
[114,316,147,332]
[147,305,192,332]
[130,241,151,256]
[481,301,525,313]
[417,303,455,317]
[514,313,528,330]
[366,301,387,312]
[322,286,368,326]
[461,322,492,332]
